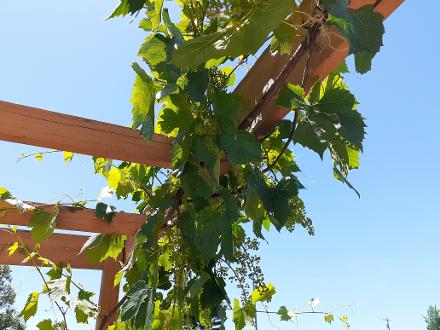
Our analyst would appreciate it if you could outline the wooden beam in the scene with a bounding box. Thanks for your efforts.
[0,100,173,168]
[236,0,405,138]
[0,229,108,269]
[96,260,121,330]
[0,0,404,165]
[0,200,145,236]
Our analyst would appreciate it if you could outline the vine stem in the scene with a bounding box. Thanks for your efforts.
[238,21,321,132]
[263,36,315,173]
[9,229,69,328]
[98,294,127,330]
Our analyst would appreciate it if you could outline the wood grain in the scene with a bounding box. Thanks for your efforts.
[0,229,111,269]
[0,200,145,236]
[0,100,173,168]
[96,260,121,330]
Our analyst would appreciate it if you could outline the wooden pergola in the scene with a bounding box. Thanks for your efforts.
[0,0,404,328]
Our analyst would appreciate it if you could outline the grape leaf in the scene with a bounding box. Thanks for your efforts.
[276,83,306,110]
[79,234,126,265]
[139,33,170,67]
[29,209,58,243]
[316,88,365,148]
[19,292,39,321]
[219,126,261,165]
[131,63,155,140]
[294,120,327,158]
[181,163,213,202]
[233,299,246,330]
[121,281,151,321]
[324,1,385,73]
[138,0,164,31]
[36,319,55,330]
[172,0,293,68]
[109,0,147,18]
[184,70,209,102]
[95,202,116,224]
[278,306,291,321]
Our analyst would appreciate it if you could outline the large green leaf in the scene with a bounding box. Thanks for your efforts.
[316,88,365,148]
[138,0,164,31]
[131,63,155,140]
[214,92,242,126]
[200,277,227,309]
[184,70,209,102]
[219,126,261,165]
[276,83,306,110]
[19,292,39,321]
[246,172,300,228]
[121,281,151,321]
[172,0,293,68]
[109,0,147,18]
[233,299,246,330]
[293,120,327,158]
[324,1,384,73]
[29,209,58,243]
[193,207,222,263]
[79,234,126,265]
[139,33,170,67]
[181,163,213,202]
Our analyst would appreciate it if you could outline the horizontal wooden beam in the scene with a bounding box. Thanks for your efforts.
[0,100,173,168]
[0,0,404,165]
[236,0,404,138]
[0,229,113,270]
[0,200,145,236]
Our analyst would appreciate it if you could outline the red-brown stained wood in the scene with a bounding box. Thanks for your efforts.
[96,260,121,330]
[0,100,173,168]
[0,200,145,236]
[0,229,104,269]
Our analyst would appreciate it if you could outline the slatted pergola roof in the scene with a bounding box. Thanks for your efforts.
[0,0,404,328]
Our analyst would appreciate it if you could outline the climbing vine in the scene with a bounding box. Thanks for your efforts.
[1,0,387,328]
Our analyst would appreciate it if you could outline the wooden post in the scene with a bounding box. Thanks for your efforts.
[96,260,121,330]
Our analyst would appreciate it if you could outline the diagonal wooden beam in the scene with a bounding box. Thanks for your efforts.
[0,0,404,166]
[0,200,145,236]
[236,0,405,138]
[0,229,111,269]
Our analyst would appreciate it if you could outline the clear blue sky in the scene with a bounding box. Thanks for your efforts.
[0,1,438,329]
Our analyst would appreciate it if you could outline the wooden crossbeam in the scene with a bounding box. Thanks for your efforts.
[0,229,108,269]
[0,0,404,168]
[0,200,145,236]
[0,100,173,168]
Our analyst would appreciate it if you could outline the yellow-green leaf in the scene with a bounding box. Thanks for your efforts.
[63,151,74,163]
[19,292,39,321]
[251,283,276,303]
[108,168,122,189]
[36,319,55,330]
[324,313,334,324]
[8,242,19,256]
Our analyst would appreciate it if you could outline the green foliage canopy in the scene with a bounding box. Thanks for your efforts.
[1,0,387,328]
